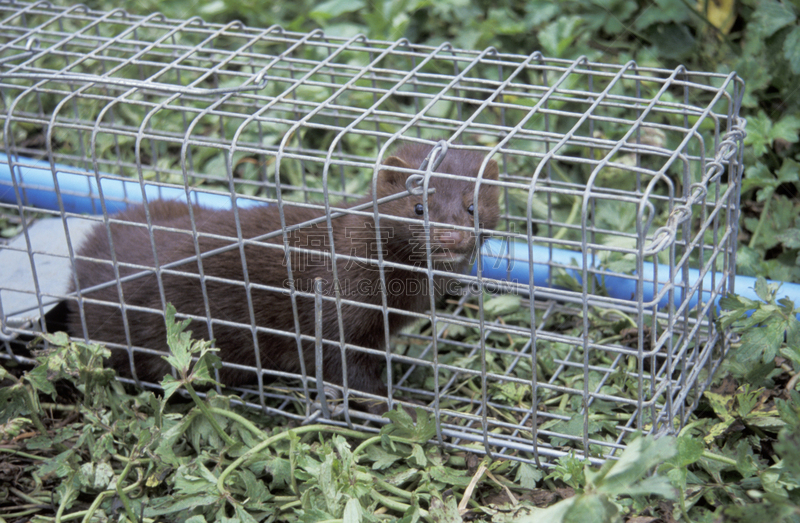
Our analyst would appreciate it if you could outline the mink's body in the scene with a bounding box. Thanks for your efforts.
[66,143,500,412]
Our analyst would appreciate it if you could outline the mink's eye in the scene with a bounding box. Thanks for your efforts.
[414,203,424,215]
[467,204,475,215]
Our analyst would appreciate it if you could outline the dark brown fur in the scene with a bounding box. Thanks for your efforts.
[66,143,500,412]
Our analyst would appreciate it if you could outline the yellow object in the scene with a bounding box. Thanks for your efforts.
[698,0,737,35]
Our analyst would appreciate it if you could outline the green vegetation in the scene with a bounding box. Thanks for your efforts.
[2,296,799,521]
[2,0,800,521]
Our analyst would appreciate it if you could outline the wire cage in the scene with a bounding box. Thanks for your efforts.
[0,1,746,466]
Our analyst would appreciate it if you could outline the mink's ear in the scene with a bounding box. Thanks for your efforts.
[481,159,499,181]
[377,156,413,196]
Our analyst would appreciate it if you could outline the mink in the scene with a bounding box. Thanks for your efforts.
[65,143,500,413]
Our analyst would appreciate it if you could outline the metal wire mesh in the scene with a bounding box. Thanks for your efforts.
[0,1,746,466]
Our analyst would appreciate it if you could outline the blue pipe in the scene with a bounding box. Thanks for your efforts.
[0,153,260,214]
[474,238,800,320]
[2,153,799,318]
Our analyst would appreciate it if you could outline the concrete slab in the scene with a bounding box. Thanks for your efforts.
[0,217,96,337]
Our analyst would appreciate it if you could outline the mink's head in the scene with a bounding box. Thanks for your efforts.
[374,143,500,268]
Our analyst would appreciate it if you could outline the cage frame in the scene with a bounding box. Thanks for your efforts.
[0,0,746,466]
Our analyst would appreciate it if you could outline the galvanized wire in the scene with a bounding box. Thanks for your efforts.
[0,0,745,466]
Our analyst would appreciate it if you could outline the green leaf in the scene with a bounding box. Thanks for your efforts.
[743,113,800,158]
[634,0,691,30]
[772,118,800,147]
[382,406,437,443]
[409,444,427,467]
[589,435,677,494]
[754,276,776,302]
[428,494,461,523]
[240,469,272,506]
[429,465,472,487]
[547,453,585,489]
[0,385,28,424]
[318,452,343,513]
[78,462,95,488]
[410,407,437,442]
[648,22,697,60]
[744,113,774,159]
[702,392,737,443]
[736,387,760,418]
[160,375,183,401]
[397,502,425,523]
[486,8,527,35]
[735,244,764,277]
[145,494,222,517]
[742,161,774,195]
[310,0,366,20]
[563,493,618,523]
[780,344,800,367]
[163,303,194,372]
[264,457,292,490]
[523,1,560,26]
[38,450,75,479]
[671,434,705,467]
[775,396,800,476]
[620,474,676,498]
[751,0,796,38]
[191,352,222,384]
[515,462,544,489]
[778,227,800,250]
[483,294,522,316]
[343,497,362,523]
[173,462,220,495]
[538,16,585,58]
[42,331,71,347]
[233,504,260,523]
[94,462,114,489]
[161,303,221,391]
[736,322,783,363]
[783,306,800,338]
[0,418,32,439]
[26,364,57,396]
[719,293,753,312]
[366,445,401,470]
[784,26,800,74]
[743,412,786,431]
[705,391,735,420]
[735,439,760,479]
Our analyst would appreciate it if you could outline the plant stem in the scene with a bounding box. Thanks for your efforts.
[217,425,372,495]
[54,476,75,523]
[1,509,39,519]
[183,382,236,446]
[79,479,143,523]
[208,407,268,438]
[352,435,383,462]
[553,194,581,241]
[748,195,772,249]
[279,500,302,511]
[356,472,415,500]
[370,490,429,518]
[9,486,49,505]
[115,454,138,523]
[19,379,67,452]
[702,450,737,466]
[0,447,48,461]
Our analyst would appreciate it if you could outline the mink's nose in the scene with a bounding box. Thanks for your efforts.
[434,228,465,248]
